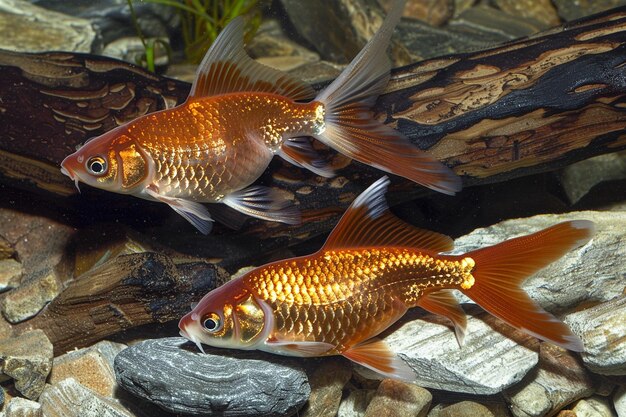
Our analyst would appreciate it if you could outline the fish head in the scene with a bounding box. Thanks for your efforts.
[60,127,151,194]
[179,278,270,352]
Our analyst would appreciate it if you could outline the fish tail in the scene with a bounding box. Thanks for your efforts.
[313,0,461,195]
[460,220,595,351]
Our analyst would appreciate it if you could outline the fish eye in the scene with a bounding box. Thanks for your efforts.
[202,313,221,333]
[86,156,107,176]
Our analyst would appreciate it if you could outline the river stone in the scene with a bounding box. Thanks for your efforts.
[452,211,626,314]
[338,389,375,417]
[1,267,60,323]
[553,0,626,21]
[615,386,626,417]
[0,329,53,400]
[565,296,626,376]
[363,379,431,417]
[0,259,22,292]
[493,0,560,28]
[3,397,42,417]
[504,344,595,417]
[0,0,96,52]
[39,377,134,417]
[301,357,352,417]
[571,396,615,417]
[559,153,626,204]
[436,401,495,417]
[50,340,127,397]
[115,337,310,416]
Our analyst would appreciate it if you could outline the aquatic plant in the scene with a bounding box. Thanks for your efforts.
[128,0,260,70]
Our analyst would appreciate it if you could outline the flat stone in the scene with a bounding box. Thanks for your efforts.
[0,259,22,292]
[437,401,495,417]
[1,267,60,323]
[39,377,134,417]
[450,5,543,41]
[50,341,127,397]
[301,357,352,417]
[493,0,560,28]
[615,385,626,417]
[504,344,595,417]
[0,0,96,52]
[453,212,626,315]
[115,337,310,416]
[3,397,42,417]
[571,396,615,417]
[364,379,431,417]
[357,309,538,395]
[338,389,375,417]
[0,329,53,400]
[565,296,626,376]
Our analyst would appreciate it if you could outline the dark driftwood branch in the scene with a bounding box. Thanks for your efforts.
[1,7,625,261]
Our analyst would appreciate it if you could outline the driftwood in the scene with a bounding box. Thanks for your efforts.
[1,7,626,259]
[15,252,229,355]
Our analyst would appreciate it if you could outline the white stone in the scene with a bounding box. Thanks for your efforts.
[4,397,42,417]
[572,396,616,417]
[614,386,626,417]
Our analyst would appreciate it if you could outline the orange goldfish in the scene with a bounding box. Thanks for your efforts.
[179,176,594,380]
[60,0,460,234]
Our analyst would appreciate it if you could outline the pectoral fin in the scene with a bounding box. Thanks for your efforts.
[342,338,415,382]
[265,339,335,357]
[145,185,213,234]
[223,185,300,225]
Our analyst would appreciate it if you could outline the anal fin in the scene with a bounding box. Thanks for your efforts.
[145,185,213,234]
[342,338,415,382]
[223,185,300,225]
[417,290,467,346]
[279,137,334,178]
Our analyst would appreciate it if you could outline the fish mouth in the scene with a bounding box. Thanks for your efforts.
[179,321,206,354]
[60,162,81,193]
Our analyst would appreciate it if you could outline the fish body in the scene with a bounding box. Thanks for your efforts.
[60,0,461,234]
[180,177,594,380]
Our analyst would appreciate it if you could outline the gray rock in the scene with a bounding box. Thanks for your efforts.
[504,344,595,417]
[301,357,352,417]
[451,5,544,40]
[102,36,170,67]
[435,401,495,417]
[553,0,626,21]
[0,329,53,400]
[493,0,560,28]
[565,296,626,376]
[4,397,42,417]
[0,259,22,292]
[571,396,616,417]
[363,379,431,417]
[338,389,375,417]
[559,153,626,204]
[39,377,134,417]
[0,0,96,52]
[50,340,127,397]
[453,212,626,314]
[615,386,626,417]
[1,267,61,323]
[115,337,310,416]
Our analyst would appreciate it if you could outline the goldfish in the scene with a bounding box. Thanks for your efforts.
[59,0,460,234]
[179,176,594,380]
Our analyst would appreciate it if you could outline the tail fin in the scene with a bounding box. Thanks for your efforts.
[314,0,461,195]
[461,220,595,351]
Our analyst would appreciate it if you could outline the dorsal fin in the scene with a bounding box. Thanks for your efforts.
[188,17,316,101]
[322,177,454,252]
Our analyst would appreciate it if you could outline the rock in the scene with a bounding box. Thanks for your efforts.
[565,296,626,376]
[553,0,626,21]
[0,259,22,292]
[301,358,352,417]
[50,340,126,397]
[437,401,495,417]
[288,60,344,85]
[1,267,60,323]
[493,0,560,28]
[504,344,595,417]
[115,337,310,416]
[0,0,96,52]
[571,396,615,417]
[451,5,544,40]
[380,0,454,26]
[101,36,170,68]
[559,152,626,204]
[356,309,538,395]
[338,389,375,417]
[3,397,42,417]
[363,379,431,417]
[615,386,626,417]
[0,329,53,400]
[39,377,134,417]
[453,212,626,315]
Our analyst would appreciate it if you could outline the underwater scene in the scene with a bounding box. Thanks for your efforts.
[0,0,625,416]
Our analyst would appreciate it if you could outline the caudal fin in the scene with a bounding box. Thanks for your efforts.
[461,220,595,351]
[314,0,461,195]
